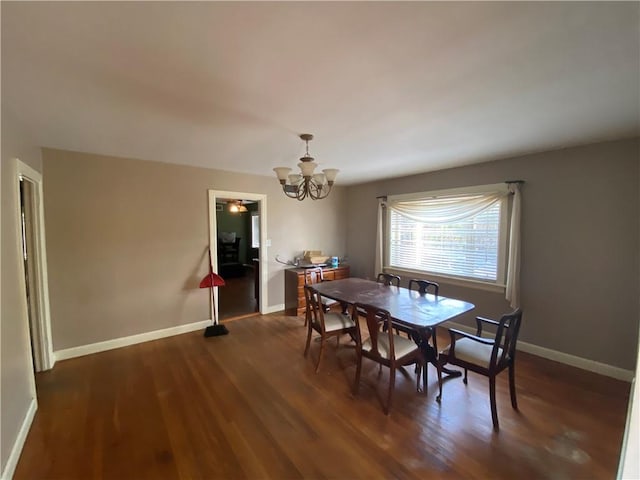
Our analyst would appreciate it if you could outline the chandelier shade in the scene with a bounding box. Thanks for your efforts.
[273,167,292,181]
[273,133,338,200]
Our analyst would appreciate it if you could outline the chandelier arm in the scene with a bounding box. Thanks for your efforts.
[307,178,318,200]
[297,178,309,201]
[308,178,318,200]
[309,178,328,200]
[282,185,299,199]
[312,183,331,200]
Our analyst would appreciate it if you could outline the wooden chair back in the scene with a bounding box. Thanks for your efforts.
[376,273,401,287]
[352,303,395,362]
[303,284,325,333]
[492,309,523,368]
[408,279,439,296]
[304,267,324,285]
[303,284,357,373]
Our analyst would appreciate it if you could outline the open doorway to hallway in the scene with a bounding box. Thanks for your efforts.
[207,190,268,323]
[215,198,259,320]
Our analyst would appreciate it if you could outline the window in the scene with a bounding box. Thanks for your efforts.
[251,214,260,248]
[385,184,509,285]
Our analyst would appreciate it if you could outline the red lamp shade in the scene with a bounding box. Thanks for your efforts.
[199,272,226,288]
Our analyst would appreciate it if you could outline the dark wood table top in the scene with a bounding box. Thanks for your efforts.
[311,277,475,330]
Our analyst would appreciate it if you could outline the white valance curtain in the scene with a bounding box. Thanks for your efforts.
[375,184,522,309]
[388,191,507,224]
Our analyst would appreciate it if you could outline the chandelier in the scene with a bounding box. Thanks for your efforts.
[273,134,339,200]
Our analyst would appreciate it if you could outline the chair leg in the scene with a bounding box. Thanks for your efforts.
[489,376,499,431]
[385,366,395,415]
[463,368,468,384]
[424,362,428,395]
[509,363,518,410]
[415,362,423,393]
[315,337,325,373]
[435,361,443,403]
[354,351,362,395]
[421,361,428,393]
[304,324,313,358]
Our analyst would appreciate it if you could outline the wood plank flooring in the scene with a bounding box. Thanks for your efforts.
[219,269,256,321]
[15,313,630,479]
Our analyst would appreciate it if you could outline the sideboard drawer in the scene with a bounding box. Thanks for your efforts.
[322,270,336,281]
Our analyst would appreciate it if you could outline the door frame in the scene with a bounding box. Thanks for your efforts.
[207,189,268,316]
[15,159,55,371]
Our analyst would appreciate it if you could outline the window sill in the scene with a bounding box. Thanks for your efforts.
[384,267,506,294]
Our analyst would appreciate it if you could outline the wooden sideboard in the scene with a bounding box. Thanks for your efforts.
[284,265,350,316]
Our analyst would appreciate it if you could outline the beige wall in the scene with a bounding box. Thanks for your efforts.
[1,111,42,474]
[42,149,347,350]
[346,138,640,370]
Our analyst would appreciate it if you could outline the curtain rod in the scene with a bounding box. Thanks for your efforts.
[378,181,524,199]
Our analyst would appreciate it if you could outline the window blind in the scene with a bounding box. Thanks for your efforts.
[388,199,502,282]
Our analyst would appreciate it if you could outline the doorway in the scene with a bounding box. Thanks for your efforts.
[207,190,267,322]
[15,159,54,372]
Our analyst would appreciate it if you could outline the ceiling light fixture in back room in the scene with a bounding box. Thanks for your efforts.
[228,200,248,213]
[273,134,339,200]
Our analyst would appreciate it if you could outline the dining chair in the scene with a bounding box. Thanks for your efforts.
[303,267,338,325]
[438,309,524,431]
[352,302,427,415]
[373,273,401,326]
[376,273,401,287]
[303,285,357,373]
[408,279,439,296]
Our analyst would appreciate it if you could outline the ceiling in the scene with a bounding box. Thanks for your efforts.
[2,2,638,185]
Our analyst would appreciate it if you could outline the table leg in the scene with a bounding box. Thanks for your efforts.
[415,328,462,378]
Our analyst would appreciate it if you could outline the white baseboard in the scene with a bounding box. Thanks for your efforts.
[53,306,286,363]
[54,320,211,362]
[447,321,634,382]
[51,314,635,381]
[1,397,37,480]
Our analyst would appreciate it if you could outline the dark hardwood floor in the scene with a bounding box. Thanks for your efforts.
[219,266,256,321]
[16,314,630,479]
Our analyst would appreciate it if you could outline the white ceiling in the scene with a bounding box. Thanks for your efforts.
[2,2,638,185]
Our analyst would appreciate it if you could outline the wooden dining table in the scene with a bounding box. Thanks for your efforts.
[310,277,475,375]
